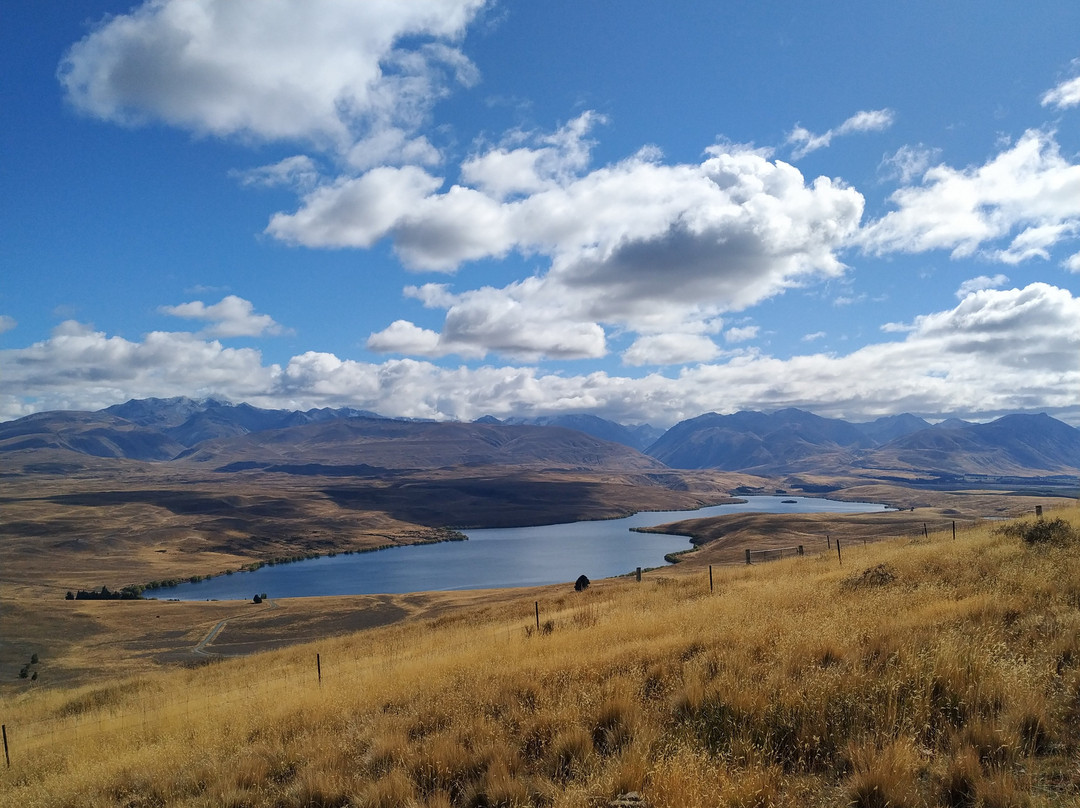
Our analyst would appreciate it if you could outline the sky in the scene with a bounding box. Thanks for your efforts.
[3,0,1080,428]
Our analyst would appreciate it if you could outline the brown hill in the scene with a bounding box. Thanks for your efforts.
[176,417,665,473]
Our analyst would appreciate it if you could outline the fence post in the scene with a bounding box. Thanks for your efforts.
[316,653,321,686]
[952,521,956,541]
[798,545,804,556]
[836,539,842,566]
[745,549,751,565]
[1036,505,1043,519]
[709,565,713,592]
[636,567,641,582]
[827,534,831,549]
[923,523,928,539]
[2,723,9,768]
[535,601,540,631]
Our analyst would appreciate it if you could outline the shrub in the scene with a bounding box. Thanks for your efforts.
[998,517,1077,546]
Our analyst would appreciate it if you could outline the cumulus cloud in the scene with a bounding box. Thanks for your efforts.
[369,279,608,360]
[279,133,864,359]
[956,275,1009,299]
[459,111,606,199]
[1,321,280,416]
[621,333,721,366]
[4,284,1077,426]
[365,320,443,356]
[159,295,289,338]
[724,325,759,343]
[59,0,486,161]
[787,108,895,159]
[860,129,1080,262]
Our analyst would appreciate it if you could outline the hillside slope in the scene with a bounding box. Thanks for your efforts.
[3,506,1078,807]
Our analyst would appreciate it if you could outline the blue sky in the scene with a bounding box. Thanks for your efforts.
[3,1,1080,426]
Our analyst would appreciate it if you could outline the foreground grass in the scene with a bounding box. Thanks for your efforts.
[2,506,1079,807]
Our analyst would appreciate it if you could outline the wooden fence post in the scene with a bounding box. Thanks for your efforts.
[1036,505,1043,519]
[923,523,928,539]
[535,601,540,631]
[709,565,713,592]
[2,723,9,768]
[316,653,321,686]
[827,534,831,549]
[745,549,751,565]
[952,521,956,541]
[798,545,804,556]
[836,540,842,566]
[636,567,641,582]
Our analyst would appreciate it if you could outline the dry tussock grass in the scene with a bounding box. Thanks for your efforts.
[2,504,1079,807]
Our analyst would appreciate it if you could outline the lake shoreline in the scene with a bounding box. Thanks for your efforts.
[153,495,890,601]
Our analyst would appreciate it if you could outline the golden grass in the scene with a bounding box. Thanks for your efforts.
[2,505,1079,807]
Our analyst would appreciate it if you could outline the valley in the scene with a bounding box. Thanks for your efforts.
[1,398,1077,690]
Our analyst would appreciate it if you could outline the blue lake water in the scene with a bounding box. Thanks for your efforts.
[154,495,889,600]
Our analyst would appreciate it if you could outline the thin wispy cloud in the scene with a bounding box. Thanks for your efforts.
[1042,64,1080,109]
[787,109,896,159]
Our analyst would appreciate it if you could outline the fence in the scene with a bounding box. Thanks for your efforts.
[744,545,806,564]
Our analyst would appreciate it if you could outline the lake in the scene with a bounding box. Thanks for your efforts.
[154,495,889,600]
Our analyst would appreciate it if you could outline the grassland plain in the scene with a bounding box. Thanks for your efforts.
[2,504,1079,807]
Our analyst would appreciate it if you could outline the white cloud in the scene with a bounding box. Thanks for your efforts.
[956,274,1009,299]
[0,321,280,416]
[993,223,1076,264]
[724,325,759,343]
[232,155,320,191]
[274,136,864,358]
[788,108,895,159]
[860,129,1080,262]
[59,0,486,161]
[267,166,449,256]
[1042,72,1080,110]
[0,315,16,335]
[878,144,942,184]
[160,295,288,338]
[802,331,826,342]
[622,334,720,366]
[366,320,443,356]
[393,278,608,361]
[4,285,1077,426]
[460,111,605,200]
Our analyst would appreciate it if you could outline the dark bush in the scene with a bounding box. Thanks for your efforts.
[999,517,1077,546]
[574,574,590,592]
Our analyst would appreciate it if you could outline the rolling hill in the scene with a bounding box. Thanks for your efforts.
[645,408,1080,478]
[2,399,1078,480]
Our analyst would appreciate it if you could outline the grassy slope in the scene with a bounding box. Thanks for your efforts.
[2,505,1078,807]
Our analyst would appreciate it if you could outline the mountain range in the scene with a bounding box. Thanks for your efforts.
[1,397,1078,479]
